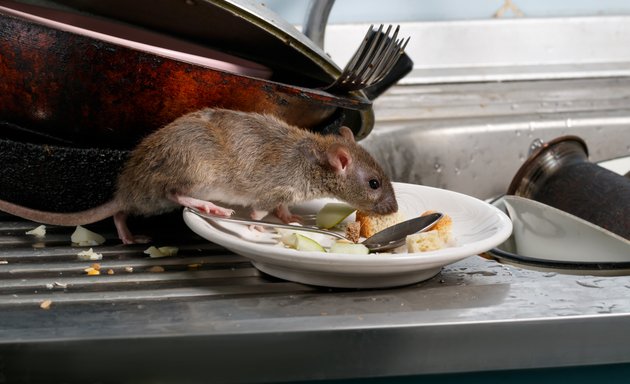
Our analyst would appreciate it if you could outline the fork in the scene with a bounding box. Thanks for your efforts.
[322,24,410,94]
[186,208,348,240]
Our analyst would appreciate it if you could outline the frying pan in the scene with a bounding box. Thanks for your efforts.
[0,0,377,211]
[0,1,372,149]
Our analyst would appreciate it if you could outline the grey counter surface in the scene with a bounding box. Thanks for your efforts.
[2,221,630,383]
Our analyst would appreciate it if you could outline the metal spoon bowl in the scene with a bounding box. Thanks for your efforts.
[186,208,443,252]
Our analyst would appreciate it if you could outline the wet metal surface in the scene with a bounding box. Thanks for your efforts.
[363,77,630,199]
[1,211,630,382]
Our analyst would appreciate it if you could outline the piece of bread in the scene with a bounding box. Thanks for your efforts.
[406,211,454,252]
[344,221,361,243]
[406,230,444,252]
[421,210,453,244]
[355,210,405,238]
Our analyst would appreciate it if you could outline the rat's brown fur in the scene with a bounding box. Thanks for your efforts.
[0,108,398,243]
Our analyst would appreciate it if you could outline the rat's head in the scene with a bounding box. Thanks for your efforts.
[318,127,398,215]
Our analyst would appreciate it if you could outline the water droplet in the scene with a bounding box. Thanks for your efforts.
[515,130,521,137]
[454,167,461,175]
[565,119,573,128]
[434,163,442,173]
[528,138,545,155]
[511,103,520,110]
[576,279,602,288]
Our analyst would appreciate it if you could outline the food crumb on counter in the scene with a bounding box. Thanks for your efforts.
[71,225,106,246]
[40,299,52,310]
[26,225,46,238]
[77,248,103,261]
[144,246,179,258]
[46,282,67,290]
[84,263,101,276]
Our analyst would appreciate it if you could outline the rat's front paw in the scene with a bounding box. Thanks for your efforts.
[204,205,234,217]
[281,214,303,224]
[194,201,234,217]
[274,205,302,224]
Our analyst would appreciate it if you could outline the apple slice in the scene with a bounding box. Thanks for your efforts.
[316,203,356,229]
[294,233,326,252]
[329,240,369,255]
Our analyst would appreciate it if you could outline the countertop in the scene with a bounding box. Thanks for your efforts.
[2,213,629,383]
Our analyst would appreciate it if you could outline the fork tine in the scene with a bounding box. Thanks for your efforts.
[339,24,375,78]
[362,25,400,83]
[347,30,385,84]
[336,25,385,87]
[368,34,409,85]
[322,24,409,92]
[352,25,392,81]
[329,26,378,88]
[357,25,404,85]
[367,34,407,84]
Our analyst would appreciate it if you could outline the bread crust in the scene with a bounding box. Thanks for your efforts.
[355,210,405,238]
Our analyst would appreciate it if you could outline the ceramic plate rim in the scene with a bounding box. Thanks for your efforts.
[183,183,513,273]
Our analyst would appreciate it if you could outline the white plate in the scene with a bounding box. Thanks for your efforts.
[503,195,630,263]
[488,158,630,275]
[183,183,513,288]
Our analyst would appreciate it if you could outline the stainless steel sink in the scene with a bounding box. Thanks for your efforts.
[362,77,630,199]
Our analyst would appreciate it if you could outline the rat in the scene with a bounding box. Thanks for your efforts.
[0,108,398,244]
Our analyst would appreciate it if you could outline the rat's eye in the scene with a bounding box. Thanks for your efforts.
[369,179,380,189]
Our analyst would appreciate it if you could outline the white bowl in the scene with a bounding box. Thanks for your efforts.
[502,195,630,263]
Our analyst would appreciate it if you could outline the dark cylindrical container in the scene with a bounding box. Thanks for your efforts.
[507,136,630,240]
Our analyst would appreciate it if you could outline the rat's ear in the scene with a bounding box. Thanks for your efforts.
[327,144,353,174]
[338,126,355,142]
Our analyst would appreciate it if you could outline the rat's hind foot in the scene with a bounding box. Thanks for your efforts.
[168,193,234,217]
[114,212,151,244]
[128,235,152,244]
[274,204,302,224]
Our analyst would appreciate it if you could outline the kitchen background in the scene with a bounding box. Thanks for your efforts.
[266,0,630,200]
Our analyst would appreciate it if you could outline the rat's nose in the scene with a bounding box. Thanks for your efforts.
[374,196,398,215]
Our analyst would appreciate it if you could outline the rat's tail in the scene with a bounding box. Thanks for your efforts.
[0,199,119,226]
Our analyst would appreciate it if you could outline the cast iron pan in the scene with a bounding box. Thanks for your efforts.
[0,122,128,212]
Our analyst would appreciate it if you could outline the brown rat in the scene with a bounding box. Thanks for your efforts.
[0,108,398,244]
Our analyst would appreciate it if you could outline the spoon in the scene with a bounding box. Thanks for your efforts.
[186,207,443,252]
